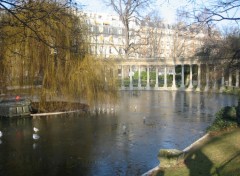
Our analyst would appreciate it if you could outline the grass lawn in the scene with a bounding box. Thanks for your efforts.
[152,128,240,176]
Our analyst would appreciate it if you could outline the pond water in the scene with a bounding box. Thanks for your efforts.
[0,91,238,176]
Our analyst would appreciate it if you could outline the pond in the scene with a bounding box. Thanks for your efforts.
[0,91,238,176]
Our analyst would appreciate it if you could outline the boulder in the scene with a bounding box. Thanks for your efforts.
[158,149,185,168]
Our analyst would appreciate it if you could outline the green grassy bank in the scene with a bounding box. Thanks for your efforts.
[152,105,240,176]
[152,128,240,176]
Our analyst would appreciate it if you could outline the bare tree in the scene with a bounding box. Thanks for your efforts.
[184,0,240,66]
[106,0,155,59]
[192,0,240,24]
[138,11,164,59]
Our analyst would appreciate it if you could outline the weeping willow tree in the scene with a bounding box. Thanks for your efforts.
[0,0,118,111]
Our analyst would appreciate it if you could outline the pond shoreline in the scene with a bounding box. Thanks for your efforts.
[31,109,86,117]
[141,133,210,176]
[31,101,89,114]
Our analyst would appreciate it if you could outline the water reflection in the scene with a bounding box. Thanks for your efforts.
[0,91,238,176]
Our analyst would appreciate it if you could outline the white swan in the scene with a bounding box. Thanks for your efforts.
[33,127,39,133]
[0,131,2,138]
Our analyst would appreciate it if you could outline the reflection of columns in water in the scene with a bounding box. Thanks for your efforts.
[138,65,141,88]
[196,64,201,91]
[180,92,184,112]
[188,93,193,116]
[172,65,176,89]
[188,64,193,89]
[155,67,159,88]
[121,65,124,88]
[164,65,167,88]
[205,64,209,92]
[147,66,150,89]
[204,95,209,117]
[181,64,185,89]
[172,90,176,108]
[196,93,201,119]
[129,65,133,89]
[236,70,239,87]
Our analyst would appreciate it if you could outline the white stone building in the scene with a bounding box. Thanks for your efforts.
[82,11,205,60]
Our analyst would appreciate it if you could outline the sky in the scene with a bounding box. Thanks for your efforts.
[77,0,191,24]
[77,0,240,29]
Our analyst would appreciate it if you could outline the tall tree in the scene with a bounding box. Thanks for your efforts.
[106,0,155,59]
[138,11,164,59]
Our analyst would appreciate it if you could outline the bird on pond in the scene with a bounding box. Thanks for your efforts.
[32,133,40,140]
[122,125,127,134]
[0,131,2,138]
[143,116,146,123]
[33,127,39,133]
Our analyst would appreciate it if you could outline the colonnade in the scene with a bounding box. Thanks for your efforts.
[119,64,240,91]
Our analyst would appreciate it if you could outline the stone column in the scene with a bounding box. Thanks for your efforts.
[172,65,177,90]
[228,71,232,88]
[164,65,167,88]
[121,65,124,89]
[204,64,209,92]
[129,65,133,90]
[196,64,201,91]
[181,64,185,89]
[213,66,217,91]
[146,66,150,89]
[188,64,193,90]
[155,67,159,88]
[236,70,239,87]
[138,65,141,88]
[220,69,225,92]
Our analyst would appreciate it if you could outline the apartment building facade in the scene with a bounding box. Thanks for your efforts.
[83,11,205,60]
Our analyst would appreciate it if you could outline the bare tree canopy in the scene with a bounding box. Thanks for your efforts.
[106,0,155,58]
[195,0,240,24]
[178,0,240,26]
[177,0,239,69]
